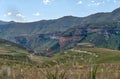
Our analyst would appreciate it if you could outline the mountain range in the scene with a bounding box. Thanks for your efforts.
[0,7,120,56]
[0,7,120,38]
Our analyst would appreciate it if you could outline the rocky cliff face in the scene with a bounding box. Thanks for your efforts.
[59,27,103,48]
[59,36,84,48]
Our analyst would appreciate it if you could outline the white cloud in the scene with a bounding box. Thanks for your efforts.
[33,12,41,16]
[4,12,12,16]
[78,1,83,4]
[4,12,25,18]
[43,0,50,5]
[4,12,26,22]
[88,1,104,6]
[88,3,100,6]
[16,13,25,18]
[7,12,12,16]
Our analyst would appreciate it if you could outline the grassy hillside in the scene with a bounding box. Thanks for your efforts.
[41,47,120,67]
[0,38,33,65]
[0,42,120,79]
[2,38,120,66]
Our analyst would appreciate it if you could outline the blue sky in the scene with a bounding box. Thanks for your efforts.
[0,0,120,22]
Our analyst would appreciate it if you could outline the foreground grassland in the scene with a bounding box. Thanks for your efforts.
[1,47,120,79]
